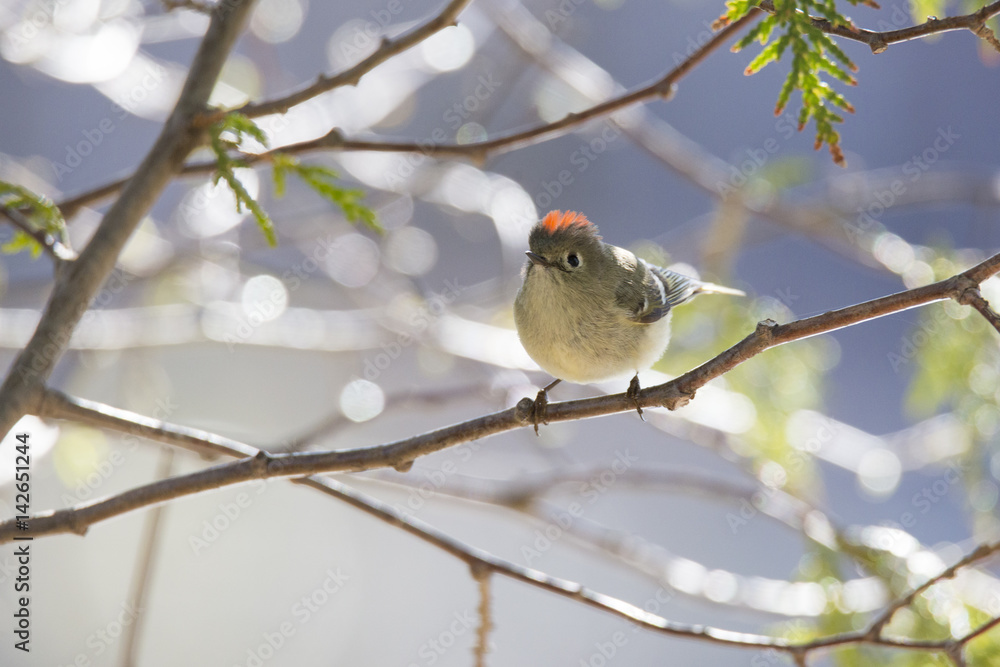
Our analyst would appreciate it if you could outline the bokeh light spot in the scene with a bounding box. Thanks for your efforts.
[456,122,487,144]
[326,233,380,288]
[384,226,437,276]
[251,0,305,43]
[340,379,385,422]
[857,449,901,497]
[241,275,288,323]
[421,24,474,72]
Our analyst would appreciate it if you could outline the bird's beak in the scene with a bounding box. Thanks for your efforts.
[525,251,549,267]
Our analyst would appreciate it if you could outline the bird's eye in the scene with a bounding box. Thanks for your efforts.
[567,253,580,268]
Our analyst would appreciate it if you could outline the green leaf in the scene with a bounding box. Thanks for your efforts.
[216,112,269,149]
[269,154,381,233]
[727,0,860,165]
[208,113,276,246]
[207,115,380,245]
[726,0,758,22]
[814,30,857,71]
[0,180,67,257]
[1,230,43,258]
[776,69,798,115]
[218,166,276,245]
[745,38,786,75]
[272,153,294,198]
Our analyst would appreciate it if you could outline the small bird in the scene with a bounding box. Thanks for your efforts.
[513,210,744,432]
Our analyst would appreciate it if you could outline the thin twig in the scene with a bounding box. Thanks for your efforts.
[867,541,1000,640]
[472,567,493,667]
[42,390,255,460]
[59,179,131,221]
[291,475,1000,657]
[366,467,884,619]
[120,448,175,667]
[947,644,968,667]
[8,252,999,543]
[295,475,792,650]
[54,9,764,215]
[754,0,1000,54]
[959,612,1000,644]
[655,254,1000,409]
[956,284,1000,333]
[0,208,77,262]
[485,0,734,199]
[401,465,772,510]
[383,464,828,542]
[224,8,761,164]
[198,0,473,124]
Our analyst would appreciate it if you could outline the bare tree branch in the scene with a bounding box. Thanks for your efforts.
[7,251,998,544]
[54,8,764,215]
[41,387,933,621]
[416,470,846,615]
[753,0,1000,54]
[296,475,791,651]
[867,541,1000,640]
[198,0,474,125]
[957,284,1000,334]
[22,384,1000,659]
[0,0,257,439]
[485,0,736,199]
[35,389,966,629]
[41,390,255,460]
[368,467,956,620]
[960,613,1000,644]
[649,252,1000,408]
[220,8,763,164]
[286,475,1000,658]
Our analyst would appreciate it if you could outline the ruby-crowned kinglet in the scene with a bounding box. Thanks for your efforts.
[514,210,744,430]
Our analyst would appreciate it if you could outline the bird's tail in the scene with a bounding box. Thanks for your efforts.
[695,281,746,297]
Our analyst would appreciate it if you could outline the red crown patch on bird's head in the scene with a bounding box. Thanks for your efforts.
[541,210,592,235]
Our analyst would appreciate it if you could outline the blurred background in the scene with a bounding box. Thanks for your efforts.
[0,0,999,664]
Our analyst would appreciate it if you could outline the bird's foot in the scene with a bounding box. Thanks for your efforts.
[528,378,562,435]
[531,388,549,435]
[627,375,645,421]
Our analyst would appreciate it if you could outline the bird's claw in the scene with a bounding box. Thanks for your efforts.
[531,389,550,435]
[526,379,561,435]
[627,375,645,421]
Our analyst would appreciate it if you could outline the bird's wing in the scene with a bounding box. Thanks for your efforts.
[622,260,703,324]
